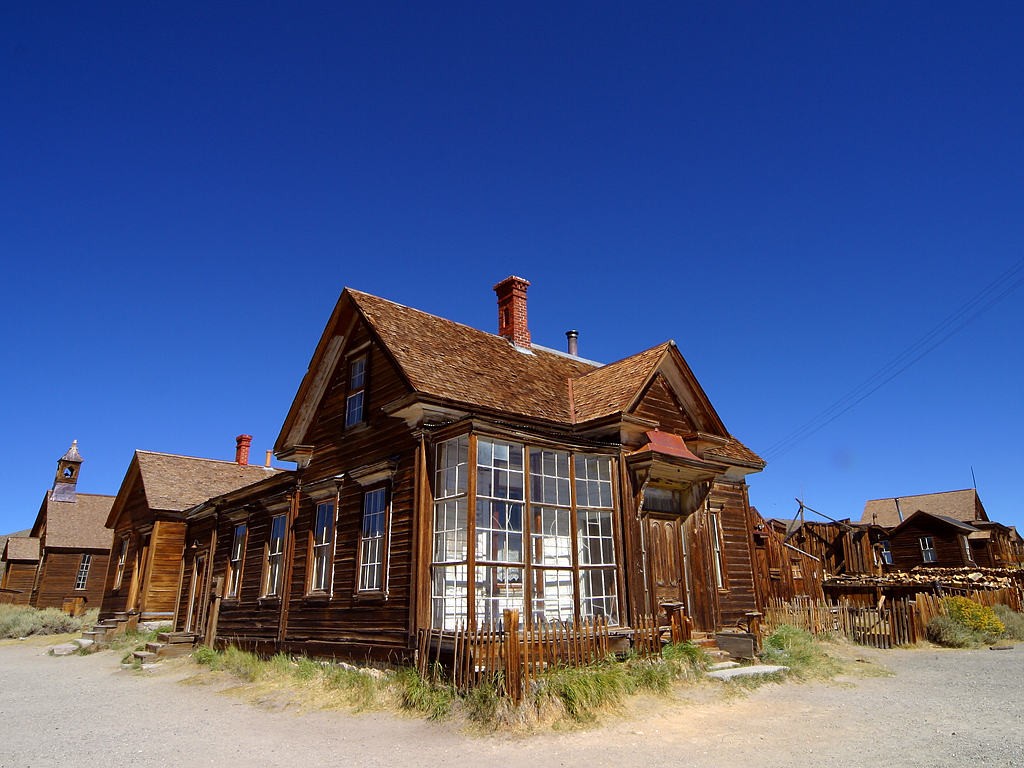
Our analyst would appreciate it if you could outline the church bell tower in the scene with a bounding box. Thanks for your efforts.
[52,440,83,502]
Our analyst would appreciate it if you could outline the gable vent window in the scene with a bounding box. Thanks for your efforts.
[345,356,367,428]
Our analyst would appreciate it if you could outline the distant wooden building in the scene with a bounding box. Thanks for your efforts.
[98,438,279,623]
[779,519,887,576]
[25,442,115,610]
[175,278,821,660]
[861,489,1024,570]
[0,537,40,605]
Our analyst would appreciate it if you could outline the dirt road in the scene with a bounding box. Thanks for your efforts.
[0,639,1020,768]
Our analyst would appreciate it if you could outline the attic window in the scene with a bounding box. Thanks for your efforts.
[345,355,367,428]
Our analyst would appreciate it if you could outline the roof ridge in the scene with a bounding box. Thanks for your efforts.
[865,488,975,503]
[136,449,275,468]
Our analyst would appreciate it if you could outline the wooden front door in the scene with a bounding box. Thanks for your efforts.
[185,551,210,635]
[646,516,691,613]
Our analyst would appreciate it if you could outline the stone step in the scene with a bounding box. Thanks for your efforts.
[707,664,789,681]
[72,638,94,650]
[49,643,80,657]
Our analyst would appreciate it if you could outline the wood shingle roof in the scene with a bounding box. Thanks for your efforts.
[135,451,281,512]
[2,536,40,561]
[860,489,986,528]
[33,492,115,550]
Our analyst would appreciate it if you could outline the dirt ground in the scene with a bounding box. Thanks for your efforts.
[0,636,1021,768]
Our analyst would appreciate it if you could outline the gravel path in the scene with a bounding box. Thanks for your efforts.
[0,638,1021,768]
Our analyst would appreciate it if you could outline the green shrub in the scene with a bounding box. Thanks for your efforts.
[0,605,92,638]
[943,597,1004,638]
[192,645,219,667]
[760,624,840,680]
[393,666,455,719]
[926,615,976,648]
[992,605,1024,641]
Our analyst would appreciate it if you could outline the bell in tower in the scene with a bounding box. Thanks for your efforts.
[52,440,83,502]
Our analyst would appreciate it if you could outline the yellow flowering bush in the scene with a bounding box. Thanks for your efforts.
[942,597,1005,637]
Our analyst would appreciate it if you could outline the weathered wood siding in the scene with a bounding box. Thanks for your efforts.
[789,522,877,576]
[712,480,758,627]
[1,563,37,604]
[632,374,695,434]
[98,476,150,619]
[138,520,186,620]
[749,506,825,605]
[889,519,970,570]
[33,551,110,610]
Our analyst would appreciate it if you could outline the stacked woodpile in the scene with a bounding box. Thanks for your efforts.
[826,566,1024,591]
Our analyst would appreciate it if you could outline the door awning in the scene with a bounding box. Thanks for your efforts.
[626,430,726,485]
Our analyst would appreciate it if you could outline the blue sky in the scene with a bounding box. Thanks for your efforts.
[2,3,1022,535]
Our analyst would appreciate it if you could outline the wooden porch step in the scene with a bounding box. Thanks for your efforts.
[132,650,157,664]
[157,632,198,645]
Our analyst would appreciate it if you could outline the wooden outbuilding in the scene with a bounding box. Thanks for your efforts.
[176,277,821,660]
[0,537,40,605]
[98,440,279,623]
[25,442,114,611]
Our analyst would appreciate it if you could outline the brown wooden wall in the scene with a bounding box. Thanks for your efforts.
[33,550,110,610]
[749,507,825,605]
[206,316,421,660]
[632,374,695,434]
[139,520,186,620]
[789,522,877,576]
[98,477,151,620]
[0,562,37,604]
[888,519,971,570]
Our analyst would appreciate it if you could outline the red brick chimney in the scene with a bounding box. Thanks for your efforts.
[493,275,531,348]
[235,434,252,466]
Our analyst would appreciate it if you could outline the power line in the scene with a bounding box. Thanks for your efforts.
[763,257,1024,462]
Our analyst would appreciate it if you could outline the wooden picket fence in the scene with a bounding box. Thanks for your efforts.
[763,586,1024,649]
[416,608,693,703]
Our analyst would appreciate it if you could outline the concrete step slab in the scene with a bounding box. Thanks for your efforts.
[49,644,80,657]
[72,638,94,650]
[707,664,788,681]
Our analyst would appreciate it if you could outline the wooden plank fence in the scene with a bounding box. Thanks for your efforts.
[418,609,694,703]
[763,586,1024,649]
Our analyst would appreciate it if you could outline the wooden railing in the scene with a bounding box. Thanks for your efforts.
[416,609,693,703]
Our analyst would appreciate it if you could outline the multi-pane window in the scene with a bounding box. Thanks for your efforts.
[431,436,469,630]
[345,356,367,427]
[264,514,287,597]
[709,510,725,588]
[430,436,619,630]
[310,502,334,592]
[359,487,389,591]
[575,454,618,623]
[113,537,129,589]
[475,439,525,626]
[529,449,574,623]
[227,523,247,598]
[920,536,937,563]
[879,540,893,566]
[74,554,91,590]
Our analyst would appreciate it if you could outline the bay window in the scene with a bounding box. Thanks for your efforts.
[430,434,618,630]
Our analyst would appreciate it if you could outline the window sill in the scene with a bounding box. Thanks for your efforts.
[257,596,282,606]
[303,592,331,604]
[353,591,388,604]
[344,422,370,434]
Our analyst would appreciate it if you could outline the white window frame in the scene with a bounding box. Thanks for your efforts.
[960,534,973,563]
[920,536,937,563]
[310,502,335,593]
[74,553,91,591]
[263,514,287,597]
[345,355,367,428]
[112,537,129,589]
[879,540,893,566]
[709,509,726,588]
[358,487,390,592]
[227,523,247,598]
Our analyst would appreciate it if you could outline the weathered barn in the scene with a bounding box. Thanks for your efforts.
[98,440,279,623]
[0,537,40,605]
[175,278,821,660]
[23,442,114,611]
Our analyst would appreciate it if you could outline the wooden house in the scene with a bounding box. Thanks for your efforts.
[861,489,1023,569]
[25,442,115,611]
[778,519,888,576]
[97,438,279,623]
[0,537,40,605]
[176,277,820,660]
